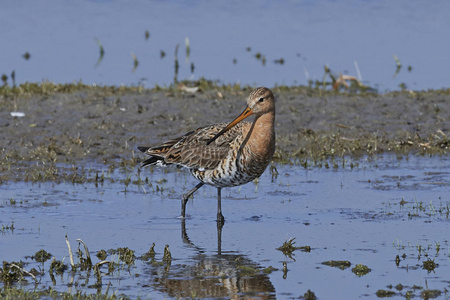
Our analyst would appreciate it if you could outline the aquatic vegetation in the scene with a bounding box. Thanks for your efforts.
[32,249,52,263]
[0,81,150,98]
[302,289,317,300]
[0,285,129,299]
[236,265,258,277]
[351,264,371,276]
[140,243,156,261]
[1,222,15,233]
[393,54,402,78]
[49,258,67,274]
[0,261,37,285]
[274,58,285,65]
[109,247,136,266]
[422,259,437,273]
[131,52,139,72]
[163,244,172,263]
[96,250,107,260]
[373,281,443,300]
[393,236,447,280]
[185,37,190,63]
[277,237,297,257]
[421,288,441,299]
[174,44,180,83]
[402,198,450,220]
[1,74,7,86]
[276,237,310,260]
[94,37,105,67]
[10,71,16,88]
[321,260,352,270]
[376,289,396,297]
[22,52,31,60]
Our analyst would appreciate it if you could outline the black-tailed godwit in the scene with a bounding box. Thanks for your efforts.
[138,87,275,223]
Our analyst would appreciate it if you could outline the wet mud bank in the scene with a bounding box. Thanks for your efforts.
[0,84,449,183]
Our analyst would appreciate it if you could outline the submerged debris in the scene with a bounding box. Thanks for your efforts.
[421,289,441,299]
[33,249,52,262]
[96,249,107,260]
[77,239,93,268]
[352,264,371,277]
[277,237,297,254]
[109,247,136,265]
[276,237,310,260]
[422,259,437,273]
[141,243,156,261]
[376,289,396,297]
[302,289,317,300]
[321,260,352,270]
[163,244,172,262]
[0,261,37,284]
[49,258,67,274]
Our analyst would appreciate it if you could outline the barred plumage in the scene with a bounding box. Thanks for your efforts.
[138,87,276,223]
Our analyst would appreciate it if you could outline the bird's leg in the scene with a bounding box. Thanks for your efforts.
[217,187,225,224]
[181,182,204,218]
[217,218,223,255]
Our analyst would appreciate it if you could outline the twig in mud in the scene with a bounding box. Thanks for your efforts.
[436,129,446,137]
[93,260,110,286]
[105,281,112,297]
[77,238,93,267]
[141,185,147,193]
[354,60,362,82]
[332,73,362,90]
[10,263,38,284]
[336,123,351,129]
[65,234,75,269]
[94,260,111,269]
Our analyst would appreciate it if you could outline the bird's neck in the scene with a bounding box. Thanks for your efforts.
[247,112,275,160]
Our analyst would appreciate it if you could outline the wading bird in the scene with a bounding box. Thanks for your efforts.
[138,87,275,223]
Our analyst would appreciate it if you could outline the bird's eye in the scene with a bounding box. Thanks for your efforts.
[258,97,264,103]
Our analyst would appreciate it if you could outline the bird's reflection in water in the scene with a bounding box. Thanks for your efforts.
[148,221,276,299]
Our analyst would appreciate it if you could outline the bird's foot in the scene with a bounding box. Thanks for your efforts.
[181,195,189,219]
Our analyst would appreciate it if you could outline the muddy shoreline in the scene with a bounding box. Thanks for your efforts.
[1,83,449,182]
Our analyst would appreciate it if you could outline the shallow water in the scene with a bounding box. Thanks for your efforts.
[1,0,450,91]
[1,154,449,298]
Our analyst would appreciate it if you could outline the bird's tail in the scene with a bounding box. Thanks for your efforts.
[138,134,188,167]
[138,146,171,167]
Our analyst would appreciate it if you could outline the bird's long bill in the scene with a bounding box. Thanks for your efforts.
[206,106,253,145]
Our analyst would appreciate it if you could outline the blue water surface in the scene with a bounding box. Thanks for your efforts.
[1,0,449,91]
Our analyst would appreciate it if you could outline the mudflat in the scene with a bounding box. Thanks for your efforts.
[1,84,449,182]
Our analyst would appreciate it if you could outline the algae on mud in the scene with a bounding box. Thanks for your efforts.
[1,82,449,183]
